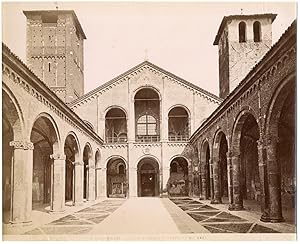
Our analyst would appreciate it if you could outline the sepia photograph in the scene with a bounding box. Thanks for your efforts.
[2,1,296,241]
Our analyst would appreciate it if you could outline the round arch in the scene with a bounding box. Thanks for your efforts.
[230,107,260,210]
[169,154,190,166]
[132,85,162,101]
[200,139,212,200]
[168,156,189,197]
[264,74,295,137]
[95,149,101,167]
[64,132,81,204]
[230,106,260,150]
[106,156,128,198]
[263,73,295,222]
[64,131,81,158]
[168,104,191,118]
[104,105,128,119]
[137,156,160,197]
[29,112,61,151]
[212,129,229,202]
[136,154,161,169]
[105,155,128,169]
[3,84,25,140]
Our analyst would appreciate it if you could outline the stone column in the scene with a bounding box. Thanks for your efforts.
[200,160,207,200]
[100,168,107,197]
[9,141,34,225]
[266,135,283,222]
[212,159,222,204]
[50,153,66,213]
[209,159,214,202]
[227,151,234,210]
[129,167,137,197]
[74,161,84,206]
[162,166,170,193]
[88,164,96,201]
[257,138,270,222]
[159,167,163,196]
[231,154,243,210]
[95,167,102,199]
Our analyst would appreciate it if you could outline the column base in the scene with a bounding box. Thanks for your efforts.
[9,220,32,227]
[270,217,284,223]
[199,196,205,200]
[49,209,65,214]
[260,212,270,222]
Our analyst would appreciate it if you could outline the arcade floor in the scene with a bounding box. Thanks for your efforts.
[3,197,296,241]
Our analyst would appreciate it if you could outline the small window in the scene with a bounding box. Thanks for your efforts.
[253,21,261,42]
[48,63,51,72]
[239,22,246,43]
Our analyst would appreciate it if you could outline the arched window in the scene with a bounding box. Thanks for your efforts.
[168,107,189,141]
[105,108,127,143]
[239,22,246,43]
[134,88,160,142]
[253,21,261,42]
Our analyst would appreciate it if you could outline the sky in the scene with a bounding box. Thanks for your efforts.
[2,1,297,96]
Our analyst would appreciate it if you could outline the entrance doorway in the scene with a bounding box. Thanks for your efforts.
[137,158,160,197]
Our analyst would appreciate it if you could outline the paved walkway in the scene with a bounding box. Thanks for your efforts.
[89,198,179,235]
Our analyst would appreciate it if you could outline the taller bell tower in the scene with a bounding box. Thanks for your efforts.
[214,13,277,99]
[24,10,86,103]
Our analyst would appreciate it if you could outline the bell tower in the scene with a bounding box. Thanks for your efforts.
[213,13,277,99]
[24,10,86,103]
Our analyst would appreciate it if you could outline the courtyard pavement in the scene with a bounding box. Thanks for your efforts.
[3,197,296,241]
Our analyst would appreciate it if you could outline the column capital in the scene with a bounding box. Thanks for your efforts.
[50,154,66,160]
[9,141,34,150]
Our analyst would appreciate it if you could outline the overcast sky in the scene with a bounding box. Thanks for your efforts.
[2,1,296,96]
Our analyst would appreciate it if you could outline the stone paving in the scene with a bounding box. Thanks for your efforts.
[3,197,296,240]
[23,199,125,235]
[168,197,281,233]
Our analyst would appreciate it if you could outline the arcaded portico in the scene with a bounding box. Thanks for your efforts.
[2,8,295,231]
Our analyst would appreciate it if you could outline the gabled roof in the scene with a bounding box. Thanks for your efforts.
[23,10,86,39]
[213,13,277,45]
[69,61,223,107]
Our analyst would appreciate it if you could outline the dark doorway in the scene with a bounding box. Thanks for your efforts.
[137,158,159,197]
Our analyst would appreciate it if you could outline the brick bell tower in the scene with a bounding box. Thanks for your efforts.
[213,13,277,99]
[24,10,86,103]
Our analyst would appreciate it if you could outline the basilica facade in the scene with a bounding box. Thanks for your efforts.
[2,9,295,227]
